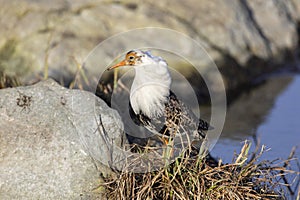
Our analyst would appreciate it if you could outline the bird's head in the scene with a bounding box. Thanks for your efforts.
[107,50,165,70]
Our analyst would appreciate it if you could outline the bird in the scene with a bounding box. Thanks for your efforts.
[107,50,210,151]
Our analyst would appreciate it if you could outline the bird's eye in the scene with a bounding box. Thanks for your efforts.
[129,56,134,60]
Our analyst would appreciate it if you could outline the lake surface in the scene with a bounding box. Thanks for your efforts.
[211,74,300,197]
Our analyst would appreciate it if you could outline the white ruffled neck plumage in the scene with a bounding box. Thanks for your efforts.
[129,51,171,118]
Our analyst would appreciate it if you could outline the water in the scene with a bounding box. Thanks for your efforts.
[212,75,300,161]
[257,75,300,161]
[211,74,300,197]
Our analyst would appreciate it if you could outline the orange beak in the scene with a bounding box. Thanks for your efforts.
[107,60,127,71]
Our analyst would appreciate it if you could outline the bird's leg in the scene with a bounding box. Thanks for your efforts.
[162,138,174,166]
[162,137,170,145]
[162,132,177,161]
[160,136,174,159]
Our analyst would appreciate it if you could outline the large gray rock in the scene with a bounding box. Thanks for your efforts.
[0,0,299,91]
[0,79,188,199]
[0,79,127,199]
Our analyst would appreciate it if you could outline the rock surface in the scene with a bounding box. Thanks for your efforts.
[0,0,299,92]
[0,79,127,199]
[0,79,191,198]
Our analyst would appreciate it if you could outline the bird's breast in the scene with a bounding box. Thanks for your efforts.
[130,84,170,118]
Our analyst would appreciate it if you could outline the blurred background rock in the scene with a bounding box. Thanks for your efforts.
[0,0,299,91]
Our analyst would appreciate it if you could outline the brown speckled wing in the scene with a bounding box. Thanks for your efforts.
[129,90,211,141]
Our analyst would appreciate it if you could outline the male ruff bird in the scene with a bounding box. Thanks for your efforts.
[107,50,210,151]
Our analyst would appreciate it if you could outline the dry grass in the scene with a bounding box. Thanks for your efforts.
[0,71,20,89]
[103,141,299,200]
